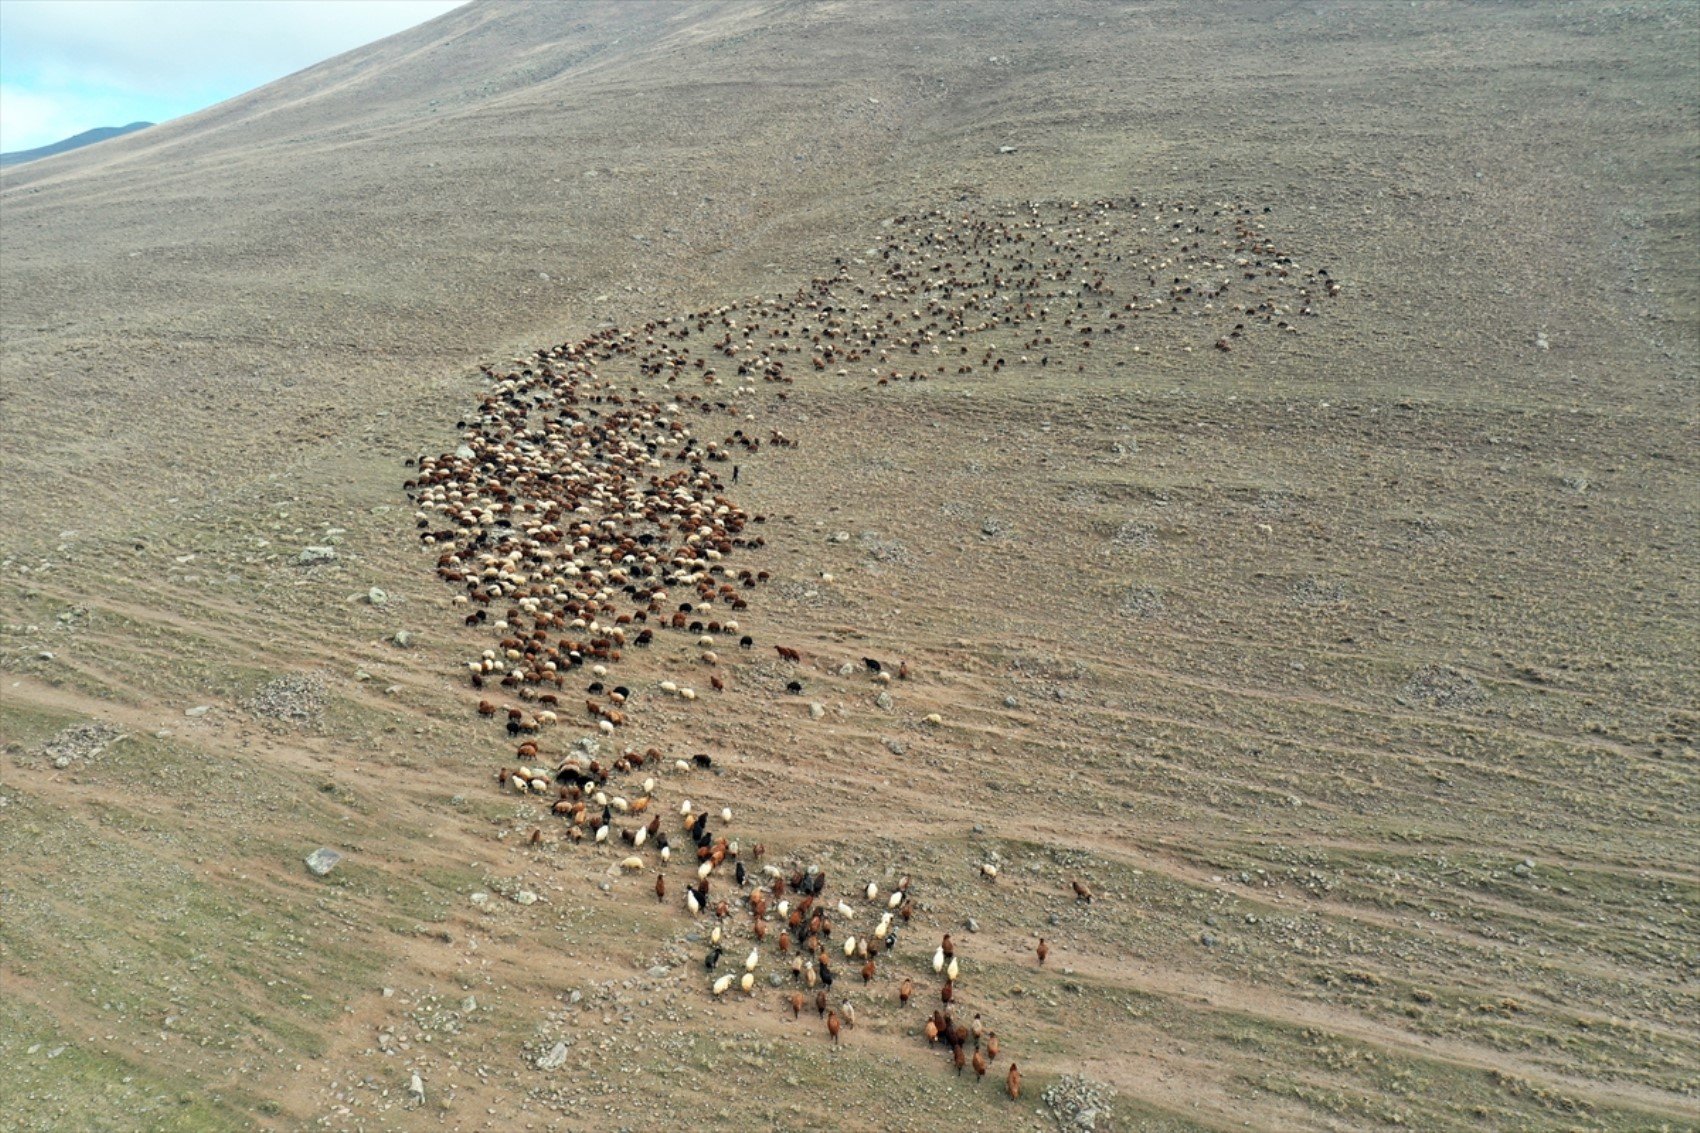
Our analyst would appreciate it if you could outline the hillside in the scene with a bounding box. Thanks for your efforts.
[1,2,1695,1130]
[0,122,154,168]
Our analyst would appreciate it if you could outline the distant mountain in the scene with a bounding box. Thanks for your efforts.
[0,121,153,167]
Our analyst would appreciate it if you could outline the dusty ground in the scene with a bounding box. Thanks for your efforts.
[2,2,1696,1130]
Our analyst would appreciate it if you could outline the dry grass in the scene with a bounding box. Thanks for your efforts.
[2,2,1696,1130]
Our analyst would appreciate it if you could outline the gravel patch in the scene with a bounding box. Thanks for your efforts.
[34,721,126,768]
[1399,664,1486,709]
[241,671,329,728]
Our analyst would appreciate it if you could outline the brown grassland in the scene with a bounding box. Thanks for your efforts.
[1,2,1696,1130]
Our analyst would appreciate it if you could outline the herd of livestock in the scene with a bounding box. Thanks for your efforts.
[406,196,1337,1093]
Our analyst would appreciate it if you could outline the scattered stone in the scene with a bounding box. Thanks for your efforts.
[1200,932,1217,947]
[392,630,415,647]
[1400,664,1485,709]
[809,702,826,719]
[305,848,342,876]
[1042,1073,1117,1132]
[875,690,894,711]
[36,721,124,766]
[512,890,539,905]
[884,738,907,755]
[298,545,338,566]
[535,1042,570,1071]
[999,145,1018,154]
[966,917,980,933]
[184,705,210,717]
[367,586,389,606]
[981,516,1003,536]
[1004,695,1020,708]
[408,1072,424,1105]
[647,965,671,979]
[241,672,328,727]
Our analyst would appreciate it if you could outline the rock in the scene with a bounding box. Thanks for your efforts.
[884,738,907,755]
[875,690,894,711]
[535,1041,570,1071]
[305,848,342,876]
[981,516,1003,536]
[184,705,210,717]
[455,444,476,461]
[966,917,980,933]
[512,890,539,905]
[392,630,414,647]
[808,702,826,719]
[1004,695,1019,708]
[647,965,670,979]
[833,531,850,543]
[37,650,54,661]
[999,145,1018,154]
[462,996,477,1012]
[838,662,855,676]
[354,669,372,682]
[1200,932,1217,947]
[367,587,389,606]
[470,891,490,906]
[298,546,338,565]
[1513,861,1533,878]
[408,1072,424,1104]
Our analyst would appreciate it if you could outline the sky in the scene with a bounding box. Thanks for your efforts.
[0,0,467,153]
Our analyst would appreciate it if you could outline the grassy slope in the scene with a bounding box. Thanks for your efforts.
[2,2,1695,1129]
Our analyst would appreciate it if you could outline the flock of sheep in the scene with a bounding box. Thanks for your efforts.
[408,196,1337,1093]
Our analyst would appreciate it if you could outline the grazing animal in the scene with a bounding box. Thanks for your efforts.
[1073,879,1094,903]
[973,1049,988,1082]
[826,1010,841,1043]
[1037,938,1049,965]
[655,874,666,903]
[899,978,913,1006]
[1007,1063,1022,1100]
[789,991,805,1018]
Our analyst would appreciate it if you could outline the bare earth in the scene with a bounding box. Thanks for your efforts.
[1,3,1696,1131]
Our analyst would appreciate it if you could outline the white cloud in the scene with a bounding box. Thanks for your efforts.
[0,0,465,151]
